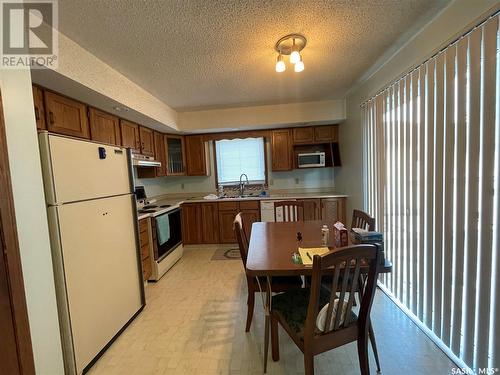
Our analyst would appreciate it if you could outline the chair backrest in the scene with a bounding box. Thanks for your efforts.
[304,244,381,340]
[274,201,304,222]
[351,209,375,231]
[233,213,249,267]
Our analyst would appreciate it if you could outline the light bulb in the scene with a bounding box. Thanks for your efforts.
[290,50,300,64]
[275,54,286,72]
[294,57,304,72]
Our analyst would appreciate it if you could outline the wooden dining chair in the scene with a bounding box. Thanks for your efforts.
[233,213,302,332]
[274,201,304,222]
[270,244,381,375]
[351,209,376,231]
[350,208,381,372]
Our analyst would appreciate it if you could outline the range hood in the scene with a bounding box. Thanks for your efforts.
[132,153,161,167]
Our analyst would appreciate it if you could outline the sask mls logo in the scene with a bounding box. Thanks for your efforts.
[1,0,58,68]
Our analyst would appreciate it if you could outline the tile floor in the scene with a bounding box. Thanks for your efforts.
[88,245,456,375]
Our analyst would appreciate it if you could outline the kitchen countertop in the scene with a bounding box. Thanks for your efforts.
[136,192,347,221]
[183,192,348,203]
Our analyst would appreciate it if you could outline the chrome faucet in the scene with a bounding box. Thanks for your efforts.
[239,173,249,196]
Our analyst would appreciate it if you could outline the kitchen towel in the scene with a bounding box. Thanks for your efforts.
[156,214,171,245]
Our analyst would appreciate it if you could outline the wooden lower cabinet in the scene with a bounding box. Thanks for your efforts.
[138,218,152,281]
[320,198,346,224]
[181,203,201,244]
[182,203,221,244]
[241,209,260,237]
[218,200,260,243]
[180,198,346,245]
[299,199,321,221]
[218,209,238,243]
[201,203,219,243]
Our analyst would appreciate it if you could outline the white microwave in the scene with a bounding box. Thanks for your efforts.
[297,152,326,168]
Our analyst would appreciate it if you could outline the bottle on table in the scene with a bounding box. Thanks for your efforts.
[321,225,330,246]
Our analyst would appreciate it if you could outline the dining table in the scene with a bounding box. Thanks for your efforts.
[245,220,393,373]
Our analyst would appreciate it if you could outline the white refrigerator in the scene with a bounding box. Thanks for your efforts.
[38,132,145,374]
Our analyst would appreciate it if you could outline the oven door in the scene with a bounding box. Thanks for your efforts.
[153,208,182,261]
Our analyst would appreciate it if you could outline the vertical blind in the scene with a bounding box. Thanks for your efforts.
[363,14,499,371]
[215,137,266,184]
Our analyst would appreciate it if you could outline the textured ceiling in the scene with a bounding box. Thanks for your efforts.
[57,0,450,111]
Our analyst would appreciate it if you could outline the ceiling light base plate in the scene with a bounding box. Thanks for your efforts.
[275,33,307,55]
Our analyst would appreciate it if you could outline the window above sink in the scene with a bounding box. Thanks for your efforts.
[215,137,266,186]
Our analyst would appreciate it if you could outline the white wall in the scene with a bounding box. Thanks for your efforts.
[179,99,345,132]
[0,70,64,374]
[136,140,338,197]
[339,0,500,215]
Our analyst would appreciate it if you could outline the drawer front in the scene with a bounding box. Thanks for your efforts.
[140,244,150,260]
[142,257,152,281]
[139,218,148,233]
[239,200,260,210]
[218,201,239,211]
[139,229,149,247]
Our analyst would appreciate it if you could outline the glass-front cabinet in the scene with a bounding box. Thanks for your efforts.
[165,135,186,175]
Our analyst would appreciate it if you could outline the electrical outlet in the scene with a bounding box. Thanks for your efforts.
[295,178,300,184]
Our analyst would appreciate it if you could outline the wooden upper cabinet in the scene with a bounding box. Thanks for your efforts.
[88,108,121,146]
[314,125,338,143]
[292,127,314,144]
[165,135,186,175]
[185,135,207,176]
[271,129,292,171]
[154,131,167,177]
[139,127,154,156]
[120,120,140,152]
[32,85,46,130]
[44,91,90,138]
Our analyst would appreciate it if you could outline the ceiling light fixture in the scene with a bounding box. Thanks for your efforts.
[294,55,304,73]
[275,53,286,72]
[290,39,300,64]
[274,33,306,73]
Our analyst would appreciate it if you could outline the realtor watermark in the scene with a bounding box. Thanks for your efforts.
[0,0,58,68]
[452,368,499,375]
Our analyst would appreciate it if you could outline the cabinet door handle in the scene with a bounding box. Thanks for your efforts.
[49,111,55,124]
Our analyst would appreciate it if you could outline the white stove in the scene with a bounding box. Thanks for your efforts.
[135,188,183,281]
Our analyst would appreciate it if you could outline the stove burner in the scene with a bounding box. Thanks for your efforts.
[160,204,171,208]
[143,205,158,209]
[139,209,156,213]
